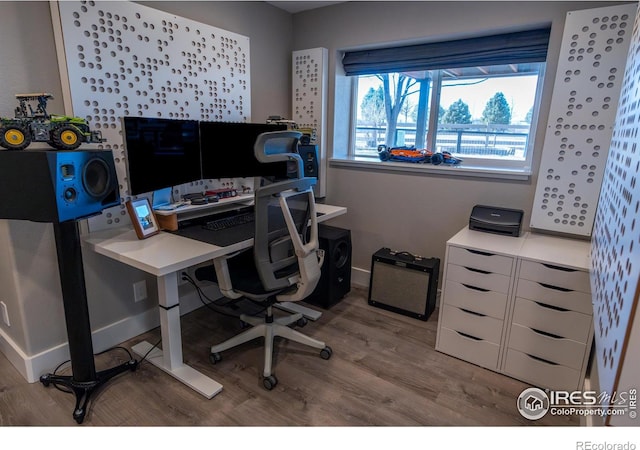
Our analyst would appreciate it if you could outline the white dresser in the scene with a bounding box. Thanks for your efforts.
[435,227,593,391]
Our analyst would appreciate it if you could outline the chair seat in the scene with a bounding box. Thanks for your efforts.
[195,249,298,296]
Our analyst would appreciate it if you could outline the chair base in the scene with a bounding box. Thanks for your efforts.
[210,307,328,380]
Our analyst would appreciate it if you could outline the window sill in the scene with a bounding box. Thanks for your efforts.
[329,156,531,181]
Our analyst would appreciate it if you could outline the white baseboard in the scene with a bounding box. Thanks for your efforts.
[351,266,370,289]
[0,287,213,384]
[350,266,442,308]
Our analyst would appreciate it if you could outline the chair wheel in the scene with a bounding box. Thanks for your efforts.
[40,374,51,387]
[209,352,222,365]
[296,317,308,327]
[263,375,278,390]
[320,346,332,360]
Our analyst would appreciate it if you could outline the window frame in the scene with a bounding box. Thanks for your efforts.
[341,63,546,179]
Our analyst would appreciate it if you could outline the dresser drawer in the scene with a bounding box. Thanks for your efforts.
[512,297,592,343]
[441,303,504,344]
[519,260,590,293]
[516,278,593,315]
[507,323,587,370]
[442,279,508,319]
[503,348,581,391]
[446,263,511,294]
[448,246,514,275]
[437,327,500,371]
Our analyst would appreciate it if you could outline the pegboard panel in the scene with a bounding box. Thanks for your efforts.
[292,48,328,198]
[530,3,637,236]
[54,1,251,231]
[591,3,640,426]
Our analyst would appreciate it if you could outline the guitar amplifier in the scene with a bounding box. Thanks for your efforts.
[368,248,440,321]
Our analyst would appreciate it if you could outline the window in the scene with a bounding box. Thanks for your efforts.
[342,28,550,176]
[353,64,544,169]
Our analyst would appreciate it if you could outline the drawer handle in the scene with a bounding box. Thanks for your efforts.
[456,331,483,341]
[538,282,573,293]
[542,263,577,273]
[534,301,570,312]
[466,249,495,257]
[525,353,559,366]
[462,283,490,293]
[531,328,565,340]
[459,308,487,317]
[464,266,492,275]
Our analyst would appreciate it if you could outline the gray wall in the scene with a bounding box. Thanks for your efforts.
[0,1,292,361]
[291,1,628,273]
[0,2,67,355]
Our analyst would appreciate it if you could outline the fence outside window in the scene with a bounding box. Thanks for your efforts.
[354,123,529,160]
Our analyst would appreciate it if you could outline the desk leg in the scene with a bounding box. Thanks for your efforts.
[131,272,223,399]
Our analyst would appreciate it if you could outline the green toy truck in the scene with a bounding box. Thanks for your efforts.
[0,93,105,151]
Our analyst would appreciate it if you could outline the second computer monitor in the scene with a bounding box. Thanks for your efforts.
[200,122,289,180]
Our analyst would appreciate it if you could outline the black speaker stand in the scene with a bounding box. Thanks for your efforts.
[39,220,138,424]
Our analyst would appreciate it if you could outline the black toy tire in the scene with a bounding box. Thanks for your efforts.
[320,346,333,360]
[430,153,444,165]
[378,150,391,161]
[0,125,31,150]
[296,317,308,327]
[263,375,278,390]
[51,125,82,150]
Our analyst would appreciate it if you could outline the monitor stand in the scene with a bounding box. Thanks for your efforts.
[39,220,138,424]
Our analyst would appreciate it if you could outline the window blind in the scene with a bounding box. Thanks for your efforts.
[342,27,551,76]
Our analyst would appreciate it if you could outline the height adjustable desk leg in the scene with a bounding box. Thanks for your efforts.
[131,272,223,399]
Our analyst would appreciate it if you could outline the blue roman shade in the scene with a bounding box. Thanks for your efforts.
[342,27,552,76]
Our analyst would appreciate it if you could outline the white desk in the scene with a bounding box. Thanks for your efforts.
[83,203,347,398]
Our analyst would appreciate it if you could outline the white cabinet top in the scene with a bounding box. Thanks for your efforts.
[519,232,591,271]
[447,227,528,256]
[448,227,591,271]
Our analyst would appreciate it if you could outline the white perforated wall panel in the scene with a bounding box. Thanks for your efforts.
[591,2,640,426]
[530,3,637,236]
[292,48,328,198]
[55,1,251,230]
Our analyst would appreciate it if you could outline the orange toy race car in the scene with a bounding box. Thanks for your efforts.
[377,145,462,165]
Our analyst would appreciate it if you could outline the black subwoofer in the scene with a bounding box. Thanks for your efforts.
[306,224,352,309]
[0,149,120,222]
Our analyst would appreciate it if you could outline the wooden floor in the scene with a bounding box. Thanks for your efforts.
[0,287,579,427]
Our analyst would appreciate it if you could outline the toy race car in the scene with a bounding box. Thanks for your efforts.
[377,145,462,165]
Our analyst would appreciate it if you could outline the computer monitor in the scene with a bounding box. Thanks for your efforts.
[199,121,289,180]
[122,117,202,195]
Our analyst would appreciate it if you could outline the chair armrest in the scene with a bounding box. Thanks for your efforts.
[212,252,245,300]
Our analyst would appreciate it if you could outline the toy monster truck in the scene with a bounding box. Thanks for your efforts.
[0,93,105,151]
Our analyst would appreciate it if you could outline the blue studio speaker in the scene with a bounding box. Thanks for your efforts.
[0,149,120,223]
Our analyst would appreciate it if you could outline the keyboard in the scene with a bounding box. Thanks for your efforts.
[203,211,255,231]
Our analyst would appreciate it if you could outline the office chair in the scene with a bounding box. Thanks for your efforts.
[196,131,331,390]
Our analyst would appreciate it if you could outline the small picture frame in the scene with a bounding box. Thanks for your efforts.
[126,198,160,239]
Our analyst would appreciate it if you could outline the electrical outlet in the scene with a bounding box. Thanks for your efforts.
[0,301,10,327]
[133,280,148,303]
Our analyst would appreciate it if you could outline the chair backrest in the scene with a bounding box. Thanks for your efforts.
[253,131,322,302]
[254,130,304,179]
